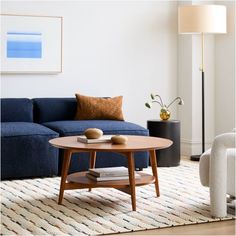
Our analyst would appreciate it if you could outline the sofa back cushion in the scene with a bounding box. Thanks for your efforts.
[1,98,33,122]
[33,98,77,123]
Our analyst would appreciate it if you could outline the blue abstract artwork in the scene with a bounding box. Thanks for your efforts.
[7,32,42,58]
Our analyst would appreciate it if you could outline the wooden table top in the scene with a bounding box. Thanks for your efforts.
[49,135,173,152]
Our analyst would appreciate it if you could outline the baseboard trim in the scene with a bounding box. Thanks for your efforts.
[181,139,212,157]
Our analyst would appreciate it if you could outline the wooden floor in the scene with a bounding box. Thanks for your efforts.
[119,220,235,235]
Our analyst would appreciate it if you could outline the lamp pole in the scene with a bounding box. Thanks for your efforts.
[201,33,205,154]
[191,33,205,161]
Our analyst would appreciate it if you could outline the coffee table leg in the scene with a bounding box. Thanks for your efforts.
[127,152,136,211]
[89,151,96,192]
[59,149,72,204]
[149,149,160,197]
[89,151,96,169]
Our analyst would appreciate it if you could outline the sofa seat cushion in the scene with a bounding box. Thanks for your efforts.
[1,122,59,137]
[43,120,149,136]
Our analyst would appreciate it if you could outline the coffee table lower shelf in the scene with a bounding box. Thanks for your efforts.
[65,171,155,190]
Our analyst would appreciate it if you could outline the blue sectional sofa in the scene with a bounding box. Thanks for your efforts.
[1,98,149,180]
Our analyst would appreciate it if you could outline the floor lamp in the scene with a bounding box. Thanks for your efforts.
[178,5,227,161]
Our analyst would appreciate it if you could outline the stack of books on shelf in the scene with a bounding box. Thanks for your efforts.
[86,166,141,181]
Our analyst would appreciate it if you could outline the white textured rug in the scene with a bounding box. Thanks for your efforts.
[1,160,235,235]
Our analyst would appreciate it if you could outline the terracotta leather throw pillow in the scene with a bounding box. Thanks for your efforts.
[75,94,124,121]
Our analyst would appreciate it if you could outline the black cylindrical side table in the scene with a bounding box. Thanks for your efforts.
[147,120,180,167]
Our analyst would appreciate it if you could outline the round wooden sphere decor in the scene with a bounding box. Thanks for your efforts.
[84,128,103,139]
[111,135,128,144]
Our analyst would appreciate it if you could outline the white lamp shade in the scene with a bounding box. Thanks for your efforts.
[178,5,227,34]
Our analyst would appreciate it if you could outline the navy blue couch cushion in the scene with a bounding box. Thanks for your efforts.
[1,122,59,137]
[1,122,59,180]
[33,98,77,123]
[42,120,149,136]
[1,98,33,122]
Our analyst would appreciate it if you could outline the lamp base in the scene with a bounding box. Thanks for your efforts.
[190,155,201,161]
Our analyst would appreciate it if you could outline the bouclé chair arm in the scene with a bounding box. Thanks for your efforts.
[210,130,236,217]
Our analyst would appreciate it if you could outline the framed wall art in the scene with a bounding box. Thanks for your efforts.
[1,14,63,74]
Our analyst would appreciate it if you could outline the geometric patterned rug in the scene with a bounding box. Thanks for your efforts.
[1,160,235,235]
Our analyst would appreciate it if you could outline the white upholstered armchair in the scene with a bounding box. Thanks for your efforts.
[199,129,236,218]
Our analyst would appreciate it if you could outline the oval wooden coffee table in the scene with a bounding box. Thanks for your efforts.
[49,135,172,211]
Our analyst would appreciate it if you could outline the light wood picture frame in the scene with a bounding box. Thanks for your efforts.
[1,14,63,74]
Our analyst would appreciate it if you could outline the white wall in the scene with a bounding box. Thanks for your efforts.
[1,0,178,128]
[215,1,235,135]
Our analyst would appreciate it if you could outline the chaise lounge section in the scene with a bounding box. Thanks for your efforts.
[1,99,59,180]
